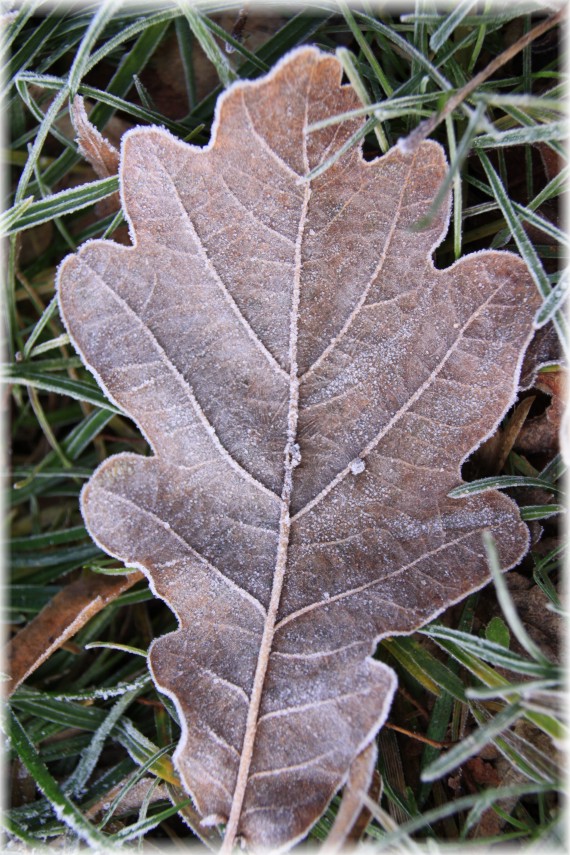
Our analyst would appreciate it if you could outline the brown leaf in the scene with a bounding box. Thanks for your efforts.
[346,768,382,844]
[519,324,561,389]
[71,96,120,179]
[468,718,560,839]
[464,756,501,788]
[536,140,565,183]
[57,48,540,851]
[70,96,122,220]
[325,742,378,851]
[475,395,535,474]
[516,369,566,455]
[85,776,168,823]
[5,570,143,695]
[505,572,562,663]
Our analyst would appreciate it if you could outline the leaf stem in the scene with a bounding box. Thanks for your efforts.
[220,175,313,854]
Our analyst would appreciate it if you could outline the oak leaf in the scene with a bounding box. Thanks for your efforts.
[57,47,540,851]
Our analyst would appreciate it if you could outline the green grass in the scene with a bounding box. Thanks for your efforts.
[4,2,566,850]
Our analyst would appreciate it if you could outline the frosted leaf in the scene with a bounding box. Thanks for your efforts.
[57,47,540,852]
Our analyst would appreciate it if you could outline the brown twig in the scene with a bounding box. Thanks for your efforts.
[400,7,565,153]
[385,721,456,749]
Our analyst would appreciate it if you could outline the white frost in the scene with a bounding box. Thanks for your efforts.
[350,459,365,475]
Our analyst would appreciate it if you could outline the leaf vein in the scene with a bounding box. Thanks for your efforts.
[248,750,335,781]
[293,285,503,521]
[241,91,302,181]
[300,149,420,382]
[97,486,268,618]
[258,688,372,723]
[83,261,279,501]
[201,667,250,705]
[275,528,486,631]
[218,174,297,249]
[152,156,289,380]
[271,641,364,661]
[197,718,241,760]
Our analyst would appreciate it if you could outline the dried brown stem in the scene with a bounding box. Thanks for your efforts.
[385,722,456,749]
[401,7,565,152]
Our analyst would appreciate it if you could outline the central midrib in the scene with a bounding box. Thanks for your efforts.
[219,179,312,852]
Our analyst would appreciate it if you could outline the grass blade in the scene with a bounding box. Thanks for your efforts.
[85,642,148,657]
[529,165,568,210]
[483,532,553,666]
[414,101,486,231]
[535,268,569,328]
[23,290,57,359]
[0,196,34,236]
[10,410,115,507]
[520,504,564,521]
[65,686,144,798]
[466,678,559,701]
[110,796,193,842]
[13,85,69,204]
[85,9,179,73]
[382,637,466,701]
[11,692,179,786]
[6,708,112,848]
[367,782,553,849]
[303,116,377,182]
[99,742,175,827]
[421,702,524,782]
[29,334,72,358]
[177,2,237,89]
[4,365,121,413]
[5,176,119,234]
[421,625,559,678]
[335,47,389,152]
[472,121,568,148]
[17,71,195,137]
[478,148,568,357]
[449,475,561,497]
[10,525,88,551]
[470,703,561,783]
[339,2,393,97]
[199,14,269,72]
[356,11,454,96]
[67,0,122,95]
[429,0,477,52]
